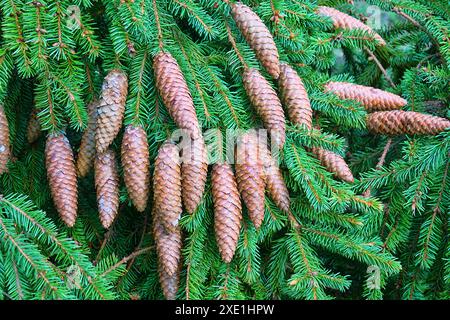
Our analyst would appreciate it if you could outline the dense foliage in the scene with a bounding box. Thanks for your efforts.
[0,0,448,300]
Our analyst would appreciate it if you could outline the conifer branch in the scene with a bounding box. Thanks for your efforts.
[0,196,109,299]
[0,216,61,296]
[152,0,164,49]
[365,47,395,88]
[100,246,153,277]
[363,138,393,197]
[224,19,248,69]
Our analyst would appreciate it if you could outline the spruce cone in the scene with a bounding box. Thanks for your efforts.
[121,125,150,212]
[153,214,182,276]
[367,111,450,135]
[0,105,10,175]
[261,144,290,213]
[231,2,280,79]
[153,141,182,232]
[45,133,78,227]
[325,81,407,112]
[242,68,286,147]
[96,69,128,154]
[27,108,41,144]
[212,163,242,263]
[278,63,313,129]
[235,132,266,229]
[181,137,208,214]
[158,265,179,300]
[153,52,201,139]
[312,147,354,183]
[95,149,120,229]
[317,6,386,45]
[76,100,99,177]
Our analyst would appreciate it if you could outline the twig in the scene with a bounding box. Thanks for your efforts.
[364,47,396,88]
[362,138,392,197]
[375,139,392,170]
[152,0,164,50]
[116,215,149,287]
[100,246,153,277]
[392,7,445,66]
[287,210,301,229]
[224,19,248,69]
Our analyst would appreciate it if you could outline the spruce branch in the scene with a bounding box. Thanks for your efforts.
[152,0,164,50]
[362,138,393,197]
[100,246,153,278]
[0,194,113,299]
[365,47,396,88]
[225,18,248,69]
[0,216,62,297]
[391,6,447,67]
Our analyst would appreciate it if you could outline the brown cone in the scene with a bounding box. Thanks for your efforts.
[95,149,120,229]
[367,111,450,135]
[181,137,208,214]
[212,163,242,263]
[158,265,179,300]
[278,63,313,129]
[153,141,182,232]
[121,125,150,212]
[153,52,201,139]
[153,213,182,276]
[27,108,41,144]
[77,100,99,177]
[45,133,78,227]
[96,69,128,154]
[0,105,10,175]
[311,147,354,183]
[231,2,280,79]
[317,6,386,45]
[242,68,286,147]
[261,144,290,213]
[325,81,407,112]
[235,131,266,229]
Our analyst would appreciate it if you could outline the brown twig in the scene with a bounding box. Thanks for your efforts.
[362,138,392,197]
[392,7,446,66]
[100,246,153,277]
[152,0,164,50]
[364,47,396,88]
[224,19,248,69]
[116,215,149,288]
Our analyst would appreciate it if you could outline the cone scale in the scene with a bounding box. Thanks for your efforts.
[235,132,266,229]
[121,125,150,212]
[96,69,128,154]
[278,63,313,129]
[312,147,354,183]
[27,108,42,144]
[153,141,183,232]
[317,6,386,45]
[325,81,407,112]
[45,133,78,227]
[212,163,242,263]
[94,149,120,229]
[181,137,208,214]
[261,144,290,213]
[367,111,450,135]
[231,2,280,79]
[242,68,286,148]
[77,100,100,177]
[153,52,201,139]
